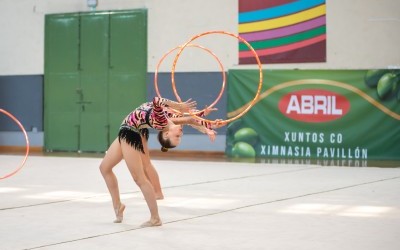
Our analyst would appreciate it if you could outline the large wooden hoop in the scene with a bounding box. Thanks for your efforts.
[155,44,226,115]
[171,31,263,124]
[0,109,29,180]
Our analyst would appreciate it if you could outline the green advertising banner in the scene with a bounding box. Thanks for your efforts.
[226,70,400,162]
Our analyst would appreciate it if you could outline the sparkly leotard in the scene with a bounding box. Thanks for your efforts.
[121,97,172,131]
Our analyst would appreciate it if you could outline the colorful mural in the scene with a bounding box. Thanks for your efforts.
[239,0,326,64]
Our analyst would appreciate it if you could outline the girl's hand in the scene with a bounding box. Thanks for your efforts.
[206,129,217,142]
[178,99,197,112]
[203,106,218,116]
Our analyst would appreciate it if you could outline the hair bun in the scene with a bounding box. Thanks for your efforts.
[161,146,168,152]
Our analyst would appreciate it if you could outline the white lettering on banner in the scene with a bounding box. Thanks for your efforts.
[261,145,266,155]
[286,95,343,115]
[264,145,312,157]
[316,147,368,159]
[259,131,367,159]
[261,145,368,159]
[284,132,324,143]
[330,133,343,144]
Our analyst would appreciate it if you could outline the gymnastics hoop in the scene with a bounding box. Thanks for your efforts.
[154,44,226,115]
[171,30,263,124]
[0,109,30,180]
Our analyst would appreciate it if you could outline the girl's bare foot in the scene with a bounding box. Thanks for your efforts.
[140,218,162,227]
[155,193,164,200]
[113,203,126,223]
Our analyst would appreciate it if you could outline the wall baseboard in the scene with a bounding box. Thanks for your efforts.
[0,146,226,160]
[0,146,43,153]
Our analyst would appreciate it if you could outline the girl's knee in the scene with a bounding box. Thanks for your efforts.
[134,176,148,187]
[140,154,151,166]
[142,162,151,173]
[99,163,111,176]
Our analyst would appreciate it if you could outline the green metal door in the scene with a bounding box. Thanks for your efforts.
[44,10,147,152]
[108,10,147,143]
[79,13,109,152]
[44,14,80,151]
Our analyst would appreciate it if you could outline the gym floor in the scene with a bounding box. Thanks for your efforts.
[1,153,399,250]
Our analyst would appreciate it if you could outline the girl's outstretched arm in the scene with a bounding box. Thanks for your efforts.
[189,124,217,142]
[165,99,197,113]
[169,116,196,125]
[153,97,197,113]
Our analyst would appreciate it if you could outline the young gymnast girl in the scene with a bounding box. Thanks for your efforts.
[99,96,225,227]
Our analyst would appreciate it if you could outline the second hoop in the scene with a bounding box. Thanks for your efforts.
[171,31,263,124]
[154,44,226,115]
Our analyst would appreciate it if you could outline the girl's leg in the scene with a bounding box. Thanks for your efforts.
[99,138,125,222]
[141,135,164,200]
[120,140,162,227]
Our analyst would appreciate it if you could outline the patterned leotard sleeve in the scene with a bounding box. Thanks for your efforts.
[121,97,212,131]
[162,104,213,130]
[150,97,171,130]
[121,97,171,131]
[189,109,212,129]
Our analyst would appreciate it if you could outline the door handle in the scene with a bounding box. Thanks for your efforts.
[76,101,92,112]
[76,88,83,101]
